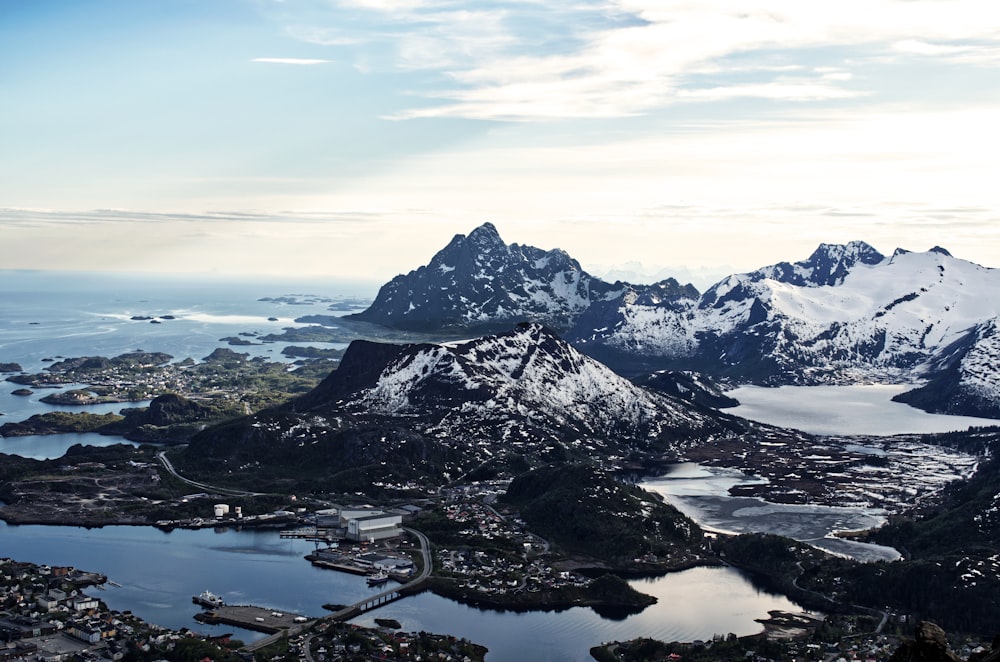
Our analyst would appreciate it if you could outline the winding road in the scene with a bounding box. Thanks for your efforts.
[156,451,264,497]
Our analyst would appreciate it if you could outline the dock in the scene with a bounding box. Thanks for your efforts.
[194,605,313,634]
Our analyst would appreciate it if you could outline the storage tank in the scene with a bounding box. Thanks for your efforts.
[213,504,230,518]
[234,506,243,518]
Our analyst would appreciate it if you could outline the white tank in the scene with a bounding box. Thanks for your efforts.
[213,504,230,518]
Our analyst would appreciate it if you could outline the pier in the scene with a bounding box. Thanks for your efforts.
[195,605,313,634]
[279,527,340,543]
[241,527,432,653]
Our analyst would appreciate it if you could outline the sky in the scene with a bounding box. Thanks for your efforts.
[3,0,1000,289]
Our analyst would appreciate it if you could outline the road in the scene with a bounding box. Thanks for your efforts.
[156,451,264,497]
[247,526,433,654]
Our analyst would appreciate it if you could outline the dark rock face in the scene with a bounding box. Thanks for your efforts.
[632,370,738,409]
[893,319,1000,419]
[137,394,219,426]
[889,622,965,662]
[346,222,630,333]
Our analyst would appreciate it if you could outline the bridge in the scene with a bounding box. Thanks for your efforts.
[243,526,432,652]
[326,527,433,621]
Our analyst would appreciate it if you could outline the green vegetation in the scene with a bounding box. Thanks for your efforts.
[591,633,790,662]
[281,345,345,360]
[0,411,124,436]
[123,636,243,662]
[423,573,656,614]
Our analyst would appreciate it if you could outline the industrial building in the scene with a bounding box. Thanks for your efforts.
[346,513,402,542]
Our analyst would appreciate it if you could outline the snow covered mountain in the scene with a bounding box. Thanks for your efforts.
[345,222,634,333]
[569,242,1000,417]
[187,323,749,487]
[339,225,999,418]
[302,322,740,450]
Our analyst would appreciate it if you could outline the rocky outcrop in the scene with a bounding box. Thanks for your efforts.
[889,622,975,662]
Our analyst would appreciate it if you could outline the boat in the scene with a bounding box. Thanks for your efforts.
[193,590,226,608]
[366,570,389,586]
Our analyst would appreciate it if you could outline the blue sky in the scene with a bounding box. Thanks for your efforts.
[3,0,1000,287]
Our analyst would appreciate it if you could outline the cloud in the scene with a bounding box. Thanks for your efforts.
[251,57,331,65]
[677,80,867,102]
[279,0,1000,120]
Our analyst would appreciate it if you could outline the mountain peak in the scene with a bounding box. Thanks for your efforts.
[467,221,501,242]
[348,224,626,333]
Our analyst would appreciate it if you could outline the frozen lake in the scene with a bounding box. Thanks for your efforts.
[727,384,999,436]
[642,463,901,562]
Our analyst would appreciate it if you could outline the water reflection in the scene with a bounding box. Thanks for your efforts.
[1,523,804,660]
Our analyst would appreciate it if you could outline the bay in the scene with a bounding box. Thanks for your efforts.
[0,522,806,661]
[0,269,375,429]
[0,432,141,460]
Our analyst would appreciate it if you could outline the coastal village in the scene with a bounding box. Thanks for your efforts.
[0,556,488,662]
[2,331,999,661]
[2,442,996,661]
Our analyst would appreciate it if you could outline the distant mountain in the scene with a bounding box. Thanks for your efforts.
[568,242,1000,417]
[342,226,1000,418]
[892,318,1000,418]
[345,222,642,334]
[180,323,749,489]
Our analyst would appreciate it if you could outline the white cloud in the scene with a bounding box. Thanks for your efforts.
[283,0,1000,120]
[251,57,332,64]
[677,80,866,102]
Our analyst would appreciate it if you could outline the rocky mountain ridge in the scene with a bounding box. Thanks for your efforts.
[346,224,1000,418]
[182,323,751,489]
[346,222,632,333]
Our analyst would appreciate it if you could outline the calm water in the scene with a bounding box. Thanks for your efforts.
[0,522,805,661]
[0,432,142,459]
[0,269,375,430]
[728,384,1000,435]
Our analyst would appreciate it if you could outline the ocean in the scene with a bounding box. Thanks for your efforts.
[0,269,377,439]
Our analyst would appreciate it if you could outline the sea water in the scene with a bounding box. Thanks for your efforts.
[0,269,377,455]
[0,522,805,661]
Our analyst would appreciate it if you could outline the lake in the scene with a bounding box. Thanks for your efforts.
[727,384,999,435]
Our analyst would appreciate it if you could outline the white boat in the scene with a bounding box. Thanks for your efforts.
[366,571,389,586]
[192,590,225,607]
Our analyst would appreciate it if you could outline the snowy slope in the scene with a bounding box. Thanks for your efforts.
[892,318,1000,418]
[569,243,1000,415]
[357,323,720,443]
[271,322,749,482]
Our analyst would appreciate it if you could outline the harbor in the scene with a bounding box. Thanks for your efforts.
[193,604,313,634]
[305,546,417,582]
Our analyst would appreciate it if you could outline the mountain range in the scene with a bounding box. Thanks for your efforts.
[348,224,1000,419]
[181,323,752,489]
